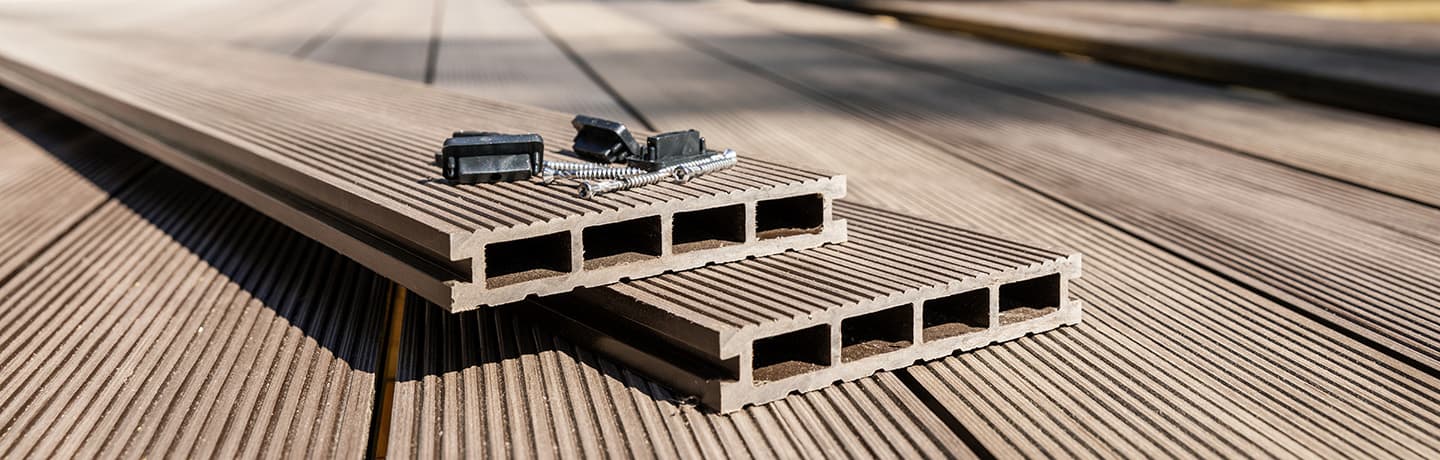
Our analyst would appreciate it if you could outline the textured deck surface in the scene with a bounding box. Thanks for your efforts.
[811,0,1440,125]
[544,201,1081,411]
[0,27,846,310]
[389,300,975,459]
[0,0,1438,457]
[0,153,388,458]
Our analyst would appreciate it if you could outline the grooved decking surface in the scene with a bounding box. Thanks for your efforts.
[388,299,975,459]
[1,0,1439,457]
[807,0,1440,125]
[0,165,388,459]
[0,27,846,310]
[0,90,153,281]
[543,201,1081,411]
[541,0,1440,370]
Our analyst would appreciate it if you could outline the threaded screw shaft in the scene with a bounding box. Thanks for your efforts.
[579,169,673,198]
[575,149,739,198]
[672,150,738,183]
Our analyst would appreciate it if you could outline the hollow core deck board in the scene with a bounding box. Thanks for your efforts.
[2,0,1440,456]
[0,28,846,310]
[731,2,1440,210]
[584,0,1440,371]
[522,2,1440,455]
[809,0,1440,125]
[0,166,388,459]
[386,298,976,459]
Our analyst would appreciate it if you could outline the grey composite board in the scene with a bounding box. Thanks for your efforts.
[525,2,1440,454]
[807,0,1440,126]
[0,167,387,459]
[537,202,1081,412]
[0,26,847,311]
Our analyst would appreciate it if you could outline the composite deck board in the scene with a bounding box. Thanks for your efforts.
[306,0,437,82]
[0,90,152,283]
[387,299,976,459]
[1,0,1439,456]
[298,1,981,448]
[432,0,638,125]
[734,2,1440,209]
[229,0,371,57]
[0,28,846,309]
[1027,1,1440,63]
[598,1,1440,371]
[810,0,1440,125]
[0,166,388,459]
[524,2,1440,455]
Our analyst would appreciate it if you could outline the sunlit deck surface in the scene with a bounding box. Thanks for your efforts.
[1,0,1438,457]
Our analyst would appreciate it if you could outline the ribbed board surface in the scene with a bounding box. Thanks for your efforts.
[0,167,388,459]
[387,299,975,459]
[4,0,1440,456]
[734,3,1440,208]
[0,90,152,281]
[433,0,638,125]
[1024,1,1440,62]
[597,1,1440,371]
[0,29,836,241]
[306,0,435,82]
[231,0,369,56]
[526,2,1440,455]
[812,0,1440,124]
[613,201,1072,329]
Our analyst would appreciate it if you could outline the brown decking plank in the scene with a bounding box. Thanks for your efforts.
[0,166,388,459]
[521,2,1440,455]
[808,0,1440,125]
[614,0,1440,371]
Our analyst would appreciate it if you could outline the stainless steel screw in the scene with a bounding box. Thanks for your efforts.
[576,149,739,198]
[558,165,648,180]
[536,161,646,185]
[535,167,562,185]
[579,169,673,198]
[543,160,623,172]
[672,150,738,183]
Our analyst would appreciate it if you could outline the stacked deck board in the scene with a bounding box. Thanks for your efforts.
[0,26,847,311]
[5,0,1439,457]
[0,19,1087,413]
[537,202,1081,411]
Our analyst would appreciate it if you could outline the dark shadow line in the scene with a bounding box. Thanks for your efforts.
[366,284,406,460]
[291,0,374,58]
[512,0,658,131]
[423,0,445,84]
[897,369,997,459]
[0,162,156,290]
[0,95,159,289]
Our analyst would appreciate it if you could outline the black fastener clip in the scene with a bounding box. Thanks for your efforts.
[627,129,707,171]
[439,131,544,184]
[571,114,642,163]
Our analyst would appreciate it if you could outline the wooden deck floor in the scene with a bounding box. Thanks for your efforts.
[0,0,1437,457]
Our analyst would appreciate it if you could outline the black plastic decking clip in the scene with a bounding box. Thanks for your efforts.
[439,131,544,184]
[628,129,707,171]
[571,115,642,163]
